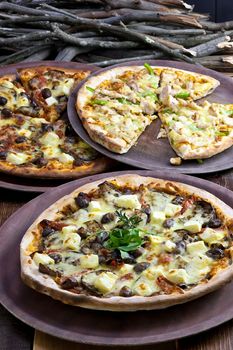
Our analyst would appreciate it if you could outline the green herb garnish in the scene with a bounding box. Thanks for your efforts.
[216,131,229,137]
[116,97,133,105]
[162,108,174,114]
[86,86,95,93]
[140,91,158,102]
[104,211,142,252]
[175,91,190,99]
[144,63,155,76]
[116,210,142,229]
[105,227,142,252]
[90,99,108,106]
[196,159,204,164]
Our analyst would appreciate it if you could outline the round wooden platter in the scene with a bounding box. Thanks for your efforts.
[1,170,233,346]
[0,60,113,193]
[68,59,233,175]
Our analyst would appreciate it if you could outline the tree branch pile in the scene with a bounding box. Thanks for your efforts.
[0,0,232,70]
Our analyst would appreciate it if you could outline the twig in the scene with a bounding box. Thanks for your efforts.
[90,52,164,66]
[127,24,206,35]
[21,48,52,62]
[192,35,231,57]
[0,31,53,45]
[55,46,93,61]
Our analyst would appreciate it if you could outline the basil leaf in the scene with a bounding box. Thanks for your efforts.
[105,227,142,252]
[144,63,155,76]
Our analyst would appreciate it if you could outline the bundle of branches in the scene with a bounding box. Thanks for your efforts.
[0,0,233,71]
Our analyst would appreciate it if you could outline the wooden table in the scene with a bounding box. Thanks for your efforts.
[1,167,233,350]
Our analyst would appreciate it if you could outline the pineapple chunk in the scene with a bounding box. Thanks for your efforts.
[18,129,32,138]
[183,220,202,233]
[58,153,74,164]
[200,228,225,244]
[63,232,81,250]
[88,201,102,212]
[115,195,141,209]
[33,252,54,266]
[150,211,166,225]
[42,146,61,159]
[187,241,207,255]
[148,235,164,254]
[142,266,165,280]
[62,225,77,235]
[118,263,134,275]
[45,96,58,106]
[164,240,176,252]
[94,272,118,293]
[80,254,99,268]
[40,132,61,146]
[165,203,181,217]
[6,152,29,165]
[166,269,189,284]
[133,277,155,296]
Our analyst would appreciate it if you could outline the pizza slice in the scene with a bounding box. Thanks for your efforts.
[76,64,162,154]
[0,74,44,118]
[159,101,233,160]
[0,113,108,178]
[18,67,91,122]
[158,67,219,106]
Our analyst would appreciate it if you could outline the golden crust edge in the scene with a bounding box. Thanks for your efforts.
[20,174,233,311]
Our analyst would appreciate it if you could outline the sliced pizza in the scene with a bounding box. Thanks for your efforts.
[76,65,162,154]
[20,174,233,311]
[0,113,108,178]
[76,64,220,154]
[159,101,233,160]
[18,67,91,122]
[0,74,44,118]
[158,67,219,106]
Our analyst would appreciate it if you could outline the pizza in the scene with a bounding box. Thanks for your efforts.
[0,74,44,118]
[159,100,233,159]
[0,65,110,179]
[20,174,233,311]
[19,66,89,122]
[0,113,108,178]
[76,64,220,155]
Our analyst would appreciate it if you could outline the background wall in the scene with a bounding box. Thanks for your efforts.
[188,0,233,22]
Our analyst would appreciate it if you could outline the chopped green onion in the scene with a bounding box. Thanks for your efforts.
[197,159,204,164]
[162,108,174,114]
[117,97,133,105]
[216,131,229,137]
[144,62,155,76]
[86,86,95,93]
[90,99,108,106]
[141,91,158,102]
[175,91,190,99]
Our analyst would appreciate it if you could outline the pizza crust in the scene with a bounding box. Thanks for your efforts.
[0,157,111,179]
[76,65,220,154]
[20,174,233,311]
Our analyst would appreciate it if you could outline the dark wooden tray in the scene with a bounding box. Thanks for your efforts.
[0,170,233,346]
[0,61,111,193]
[68,59,233,174]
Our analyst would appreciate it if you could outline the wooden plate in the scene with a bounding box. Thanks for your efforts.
[68,60,233,174]
[0,61,112,193]
[0,170,233,346]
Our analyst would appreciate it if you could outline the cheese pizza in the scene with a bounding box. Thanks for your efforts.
[21,174,233,311]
